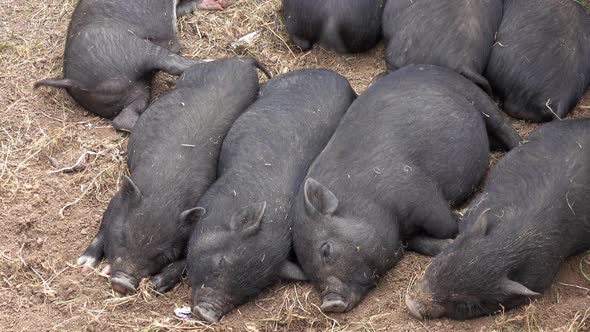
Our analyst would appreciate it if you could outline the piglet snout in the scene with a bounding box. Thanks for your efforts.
[194,302,223,323]
[111,272,139,295]
[405,280,445,319]
[405,293,424,319]
[320,293,349,313]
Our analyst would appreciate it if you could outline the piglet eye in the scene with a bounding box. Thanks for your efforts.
[216,256,226,269]
[320,243,331,258]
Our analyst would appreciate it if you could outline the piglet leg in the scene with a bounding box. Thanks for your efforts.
[475,90,523,151]
[77,232,106,273]
[291,35,312,52]
[406,236,453,256]
[403,191,458,256]
[418,197,459,240]
[460,67,493,96]
[150,48,213,76]
[151,259,186,293]
[112,89,150,132]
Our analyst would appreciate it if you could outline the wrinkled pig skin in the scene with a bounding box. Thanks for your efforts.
[485,0,590,121]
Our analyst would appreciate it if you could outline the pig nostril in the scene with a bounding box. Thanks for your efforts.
[320,294,349,313]
[405,293,424,320]
[194,302,222,323]
[111,276,138,295]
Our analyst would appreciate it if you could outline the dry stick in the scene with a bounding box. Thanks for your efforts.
[311,303,341,329]
[0,144,10,181]
[558,282,590,292]
[39,111,66,124]
[417,320,433,332]
[48,150,99,174]
[152,320,215,331]
[545,99,562,121]
[51,315,80,330]
[59,162,116,218]
[266,26,296,58]
[294,285,312,315]
[567,308,590,332]
[30,266,55,295]
[14,133,62,172]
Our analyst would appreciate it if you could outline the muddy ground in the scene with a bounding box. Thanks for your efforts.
[1,0,589,331]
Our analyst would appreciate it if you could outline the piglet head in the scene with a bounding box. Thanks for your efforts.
[293,178,402,313]
[405,209,541,320]
[188,201,306,322]
[104,176,205,294]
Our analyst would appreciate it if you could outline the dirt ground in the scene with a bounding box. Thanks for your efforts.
[1,0,589,331]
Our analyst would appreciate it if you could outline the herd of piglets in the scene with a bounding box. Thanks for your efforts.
[34,0,590,324]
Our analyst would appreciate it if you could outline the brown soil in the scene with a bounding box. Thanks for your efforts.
[1,1,589,331]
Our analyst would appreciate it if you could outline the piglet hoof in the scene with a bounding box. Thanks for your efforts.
[197,0,228,11]
[291,36,312,52]
[77,255,100,273]
[151,260,186,293]
[101,264,112,276]
[151,274,179,293]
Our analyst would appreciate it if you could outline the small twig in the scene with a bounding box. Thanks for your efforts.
[30,267,55,296]
[59,163,116,218]
[266,26,296,59]
[418,320,432,332]
[48,150,99,174]
[566,192,576,216]
[545,99,562,121]
[51,315,80,330]
[558,282,589,292]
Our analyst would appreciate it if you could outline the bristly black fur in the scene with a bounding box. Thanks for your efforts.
[186,69,356,321]
[78,58,262,293]
[292,65,521,313]
[34,0,208,131]
[419,119,590,319]
[485,0,590,122]
[282,0,385,53]
[382,0,503,94]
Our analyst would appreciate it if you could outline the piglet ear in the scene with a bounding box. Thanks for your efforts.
[501,278,540,297]
[179,207,206,225]
[469,208,491,238]
[304,178,339,216]
[278,261,308,281]
[230,202,266,235]
[121,176,142,203]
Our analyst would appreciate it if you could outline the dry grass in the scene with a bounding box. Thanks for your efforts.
[1,0,590,331]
